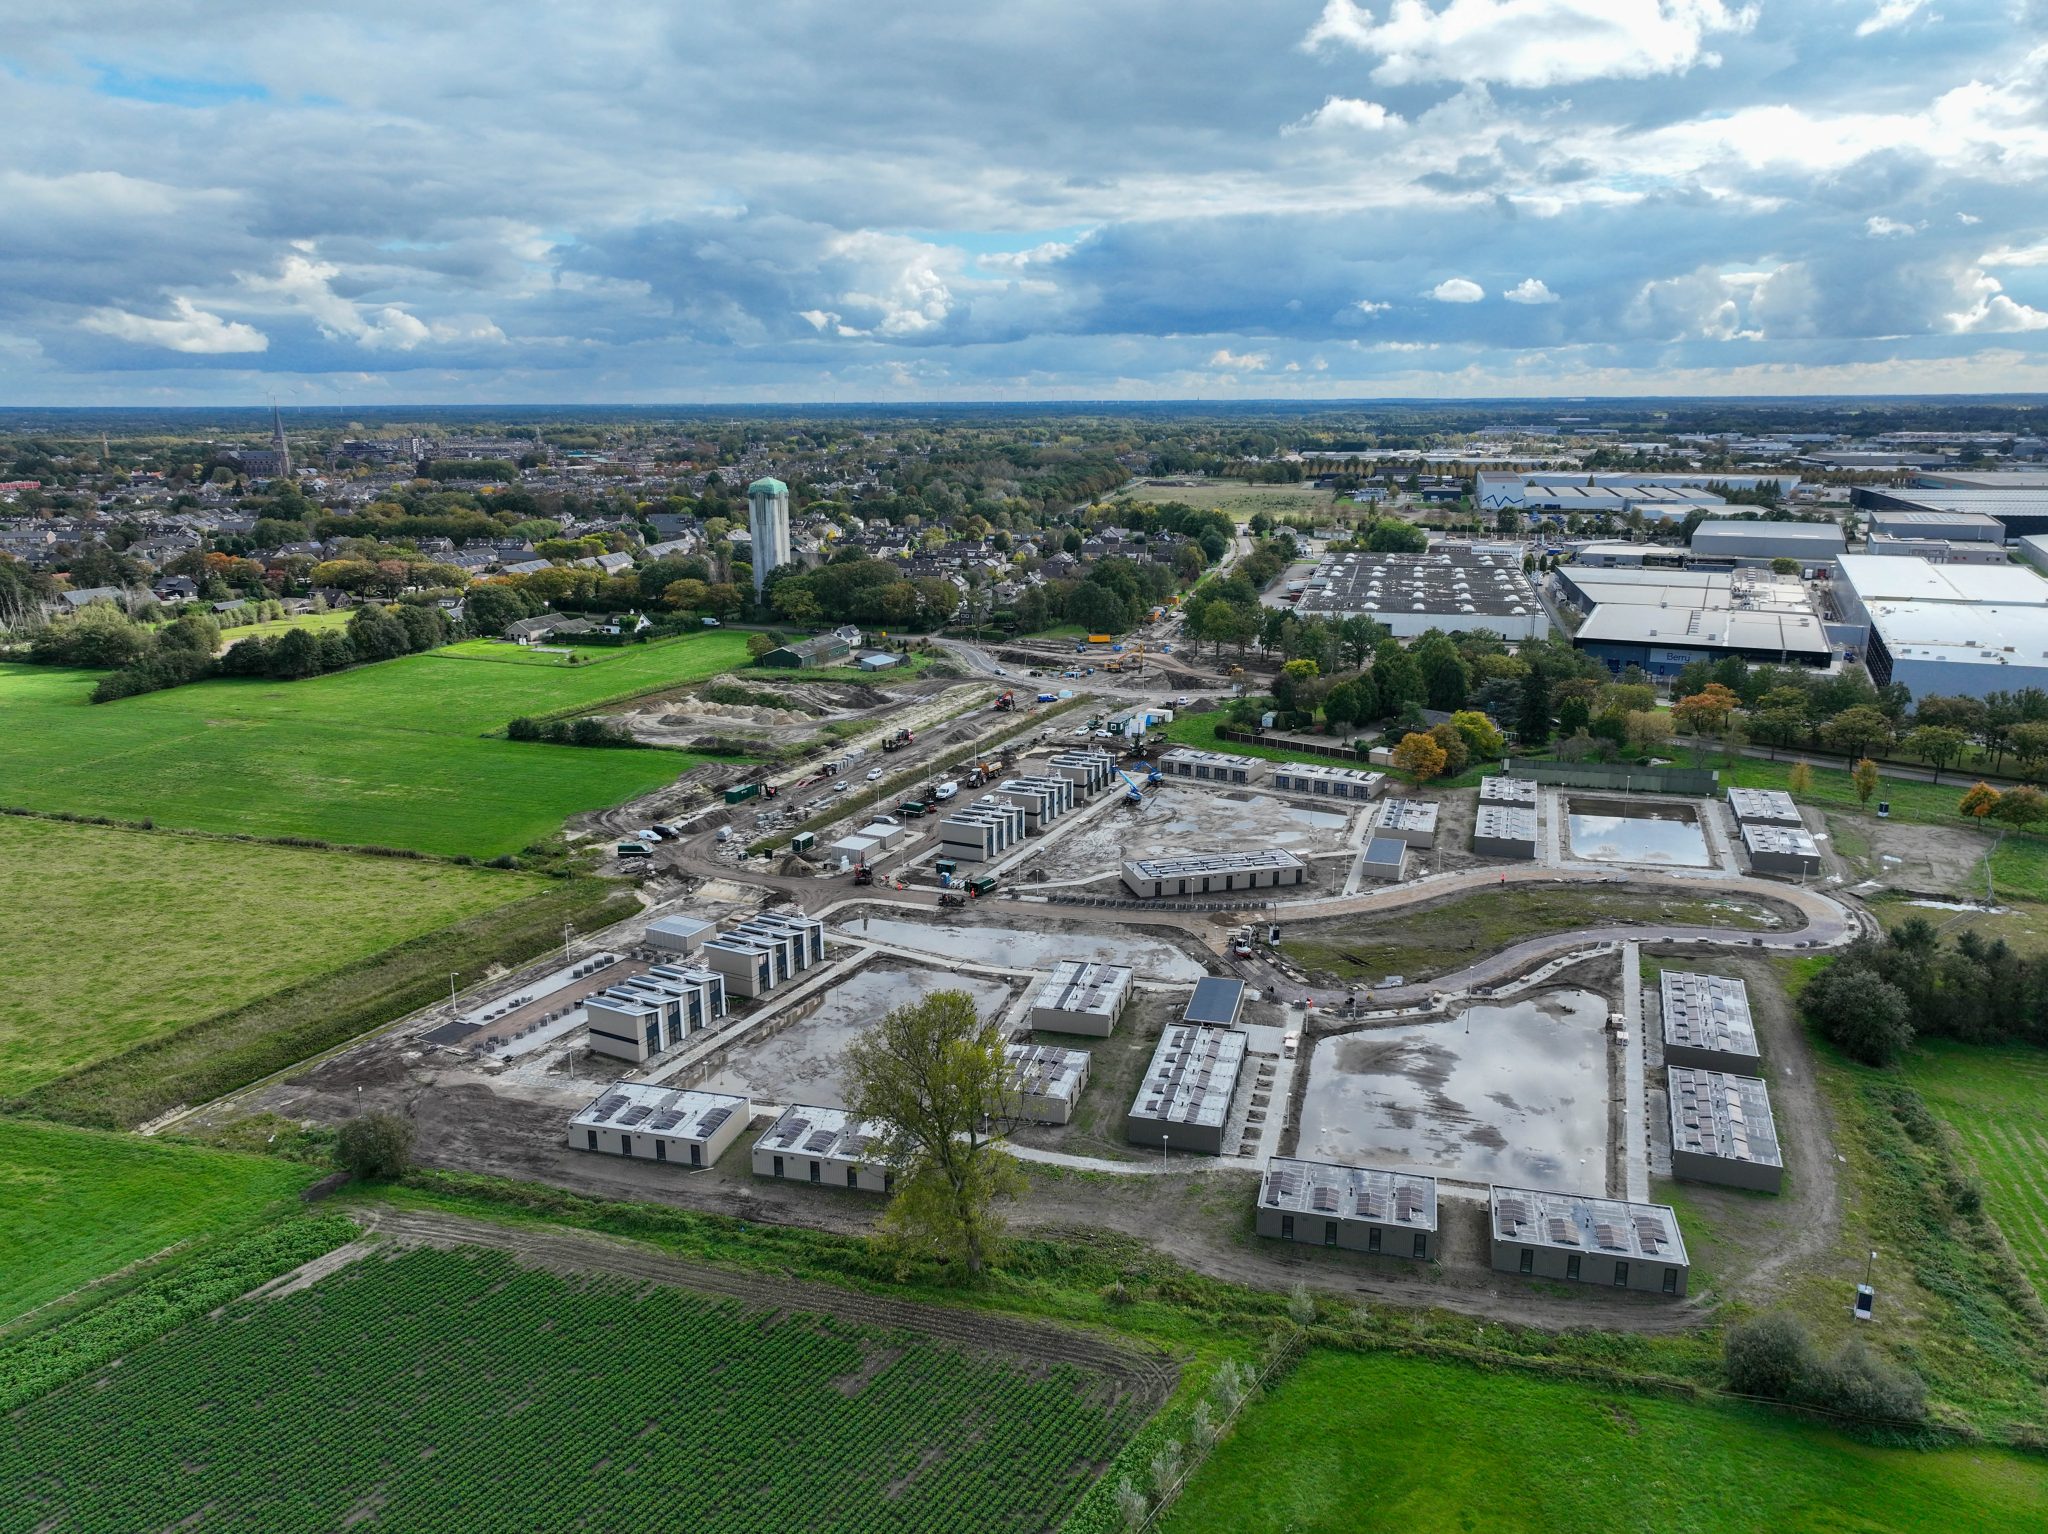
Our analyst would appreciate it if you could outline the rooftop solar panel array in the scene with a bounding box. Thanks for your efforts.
[1259,1156,1440,1230]
[1490,1184,1685,1263]
[570,1080,751,1142]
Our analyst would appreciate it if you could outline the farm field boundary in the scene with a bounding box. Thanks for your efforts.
[1904,1040,2048,1306]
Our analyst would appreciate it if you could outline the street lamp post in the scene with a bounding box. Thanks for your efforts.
[1162,1131,1169,1170]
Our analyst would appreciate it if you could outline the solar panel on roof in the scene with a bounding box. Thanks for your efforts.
[1183,979,1246,1025]
[619,1104,652,1127]
[648,1109,684,1131]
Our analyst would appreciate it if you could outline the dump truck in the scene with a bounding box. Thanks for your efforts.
[994,691,1015,711]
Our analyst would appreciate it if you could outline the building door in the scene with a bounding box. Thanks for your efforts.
[655,1140,667,1162]
[619,1135,632,1158]
[586,1130,598,1150]
[1324,1221,1339,1247]
[1519,1248,1534,1274]
[1413,1233,1427,1259]
[1280,1215,1294,1240]
[1662,1267,1678,1294]
[1566,1255,1581,1281]
[690,1144,702,1167]
[1367,1228,1382,1253]
[773,1155,785,1178]
[809,1160,822,1184]
[846,1167,859,1189]
[1613,1261,1630,1288]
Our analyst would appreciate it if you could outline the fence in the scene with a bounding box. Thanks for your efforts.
[1214,726,1369,762]
[1504,758,1718,795]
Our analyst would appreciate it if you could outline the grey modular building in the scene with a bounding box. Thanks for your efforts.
[1270,762,1385,801]
[644,914,716,957]
[1659,971,1760,1074]
[1031,959,1133,1036]
[938,797,1027,863]
[586,965,728,1063]
[569,1081,750,1168]
[993,775,1073,830]
[1480,775,1539,806]
[1046,749,1119,795]
[1473,803,1538,860]
[752,1103,892,1191]
[1725,786,1801,826]
[1159,747,1269,786]
[1376,798,1439,847]
[1121,848,1307,899]
[1742,822,1822,876]
[1256,1156,1438,1259]
[1491,1185,1689,1296]
[1668,1067,1783,1193]
[1125,1024,1247,1155]
[1005,1042,1091,1124]
[1183,977,1247,1028]
[1358,834,1409,883]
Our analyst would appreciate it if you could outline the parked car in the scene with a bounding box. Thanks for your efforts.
[866,767,883,781]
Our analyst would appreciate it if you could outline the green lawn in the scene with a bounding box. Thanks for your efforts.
[219,609,354,650]
[0,815,542,1095]
[0,1118,316,1324]
[1162,710,1374,767]
[1904,1041,2048,1305]
[1165,1350,2048,1534]
[0,631,749,856]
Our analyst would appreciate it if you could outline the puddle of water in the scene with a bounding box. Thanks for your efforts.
[845,915,1207,980]
[694,967,1012,1107]
[1567,813,1710,867]
[1295,989,1610,1189]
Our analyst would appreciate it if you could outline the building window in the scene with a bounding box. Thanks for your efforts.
[1613,1261,1630,1288]
[1280,1215,1295,1240]
[1518,1248,1534,1275]
[1566,1254,1581,1281]
[586,1129,598,1151]
[1367,1227,1382,1254]
[1662,1267,1679,1295]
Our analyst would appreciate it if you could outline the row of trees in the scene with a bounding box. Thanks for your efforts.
[1800,917,2048,1066]
[75,601,455,702]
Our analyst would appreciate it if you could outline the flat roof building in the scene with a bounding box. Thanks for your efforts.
[1125,1024,1247,1155]
[938,799,1026,863]
[1864,508,2006,544]
[1690,520,1845,564]
[569,1081,750,1168]
[1031,960,1133,1037]
[1121,848,1307,899]
[752,1103,891,1192]
[1473,804,1538,860]
[743,910,828,967]
[1358,834,1409,882]
[1376,798,1439,847]
[1660,971,1760,1074]
[1742,822,1822,877]
[1270,762,1385,801]
[1490,1185,1688,1296]
[1557,565,1830,676]
[994,775,1073,830]
[1183,977,1247,1028]
[1005,1042,1090,1125]
[1256,1156,1438,1260]
[586,965,728,1063]
[1159,747,1269,787]
[1046,749,1119,795]
[1294,547,1545,640]
[1725,787,1801,826]
[644,914,716,957]
[1480,775,1538,805]
[1668,1068,1783,1193]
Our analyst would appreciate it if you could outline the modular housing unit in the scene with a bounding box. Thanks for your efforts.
[1005,1042,1091,1125]
[1668,1067,1784,1193]
[827,833,881,864]
[1742,822,1822,876]
[938,798,1026,863]
[585,965,728,1063]
[1256,1156,1438,1260]
[1358,834,1409,883]
[1031,959,1133,1036]
[1659,972,1760,1074]
[1270,763,1385,801]
[1473,804,1538,860]
[701,933,783,998]
[643,914,715,957]
[859,819,907,850]
[1183,977,1247,1029]
[994,775,1073,830]
[569,1081,749,1167]
[1480,775,1538,806]
[1046,749,1119,795]
[752,1104,891,1191]
[1120,848,1307,899]
[1376,798,1439,847]
[1124,1024,1247,1155]
[1725,786,1802,826]
[726,917,815,985]
[744,910,828,967]
[1159,747,1268,786]
[1491,1185,1689,1296]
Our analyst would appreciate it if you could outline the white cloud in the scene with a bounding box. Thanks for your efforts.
[1983,241,2048,267]
[1284,96,1404,134]
[80,295,268,353]
[1304,0,1757,88]
[1958,213,1983,225]
[1865,215,1919,238]
[1856,0,1925,37]
[1431,277,1485,302]
[1208,347,1270,369]
[1503,277,1558,304]
[239,253,444,350]
[1947,273,2048,334]
[1354,298,1392,313]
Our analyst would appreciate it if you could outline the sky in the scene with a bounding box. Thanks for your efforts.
[3,0,2048,404]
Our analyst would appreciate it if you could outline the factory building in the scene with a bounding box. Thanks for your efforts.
[1376,798,1439,847]
[1854,479,2048,539]
[1742,823,1822,877]
[938,798,1027,863]
[1863,507,2006,545]
[1124,1024,1247,1155]
[1556,566,1831,677]
[1358,834,1409,883]
[1689,520,1845,567]
[1830,554,2048,698]
[1005,1043,1091,1125]
[1473,804,1538,860]
[1659,972,1760,1075]
[1668,1068,1784,1193]
[1256,1156,1439,1260]
[1490,1185,1688,1296]
[1120,849,1307,899]
[1270,762,1385,800]
[752,1104,891,1191]
[644,914,716,957]
[1293,547,1546,640]
[993,775,1073,830]
[1046,749,1119,795]
[569,1081,750,1168]
[1159,747,1269,786]
[1480,775,1538,806]
[1725,787,1801,826]
[1479,471,1799,510]
[585,965,728,1063]
[1031,960,1134,1036]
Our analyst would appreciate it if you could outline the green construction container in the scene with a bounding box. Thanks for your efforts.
[791,831,816,853]
[899,800,926,818]
[967,875,997,896]
[934,858,957,878]
[724,783,761,805]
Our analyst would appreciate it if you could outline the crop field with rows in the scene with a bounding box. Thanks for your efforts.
[1905,1040,2048,1302]
[6,1244,1149,1534]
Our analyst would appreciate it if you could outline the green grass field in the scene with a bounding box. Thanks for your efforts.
[5,1244,1148,1533]
[0,631,749,856]
[1165,1351,2048,1534]
[219,609,354,650]
[0,816,543,1095]
[1904,1041,2048,1304]
[0,1119,316,1324]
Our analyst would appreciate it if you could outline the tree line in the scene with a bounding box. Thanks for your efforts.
[1801,917,2048,1067]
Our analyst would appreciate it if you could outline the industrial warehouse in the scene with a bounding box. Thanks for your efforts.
[1292,546,1545,639]
[1555,565,1832,676]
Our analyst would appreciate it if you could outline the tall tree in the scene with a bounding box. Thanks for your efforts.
[843,990,1024,1280]
[1516,670,1552,747]
[1903,725,1968,784]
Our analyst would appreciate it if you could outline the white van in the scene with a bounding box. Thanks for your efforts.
[934,780,959,802]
